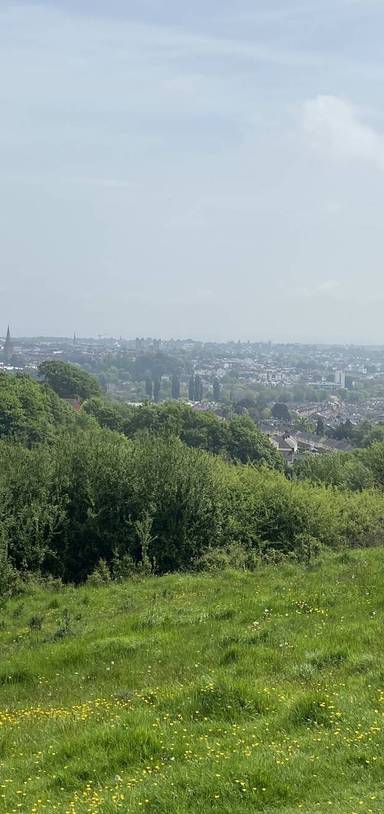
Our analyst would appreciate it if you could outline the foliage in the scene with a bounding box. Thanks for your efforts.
[294,442,384,492]
[2,424,384,588]
[324,420,384,449]
[87,559,112,586]
[0,440,67,573]
[293,451,375,491]
[188,374,203,402]
[272,402,291,422]
[327,418,355,441]
[3,368,384,592]
[83,400,284,469]
[213,378,221,402]
[81,396,124,432]
[225,415,282,466]
[39,360,101,400]
[0,535,19,598]
[171,375,180,400]
[0,370,77,444]
[133,352,182,383]
[316,416,325,436]
[195,542,259,572]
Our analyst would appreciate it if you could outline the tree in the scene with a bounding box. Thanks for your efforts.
[226,415,284,469]
[331,419,354,441]
[316,417,325,437]
[145,378,153,399]
[133,352,181,383]
[39,361,101,401]
[272,402,291,422]
[171,375,180,400]
[293,449,374,491]
[82,397,124,432]
[0,370,77,445]
[292,415,316,433]
[213,378,221,402]
[188,375,195,401]
[194,375,203,402]
[153,378,161,403]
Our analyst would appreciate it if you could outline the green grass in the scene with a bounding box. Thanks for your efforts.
[1,550,384,813]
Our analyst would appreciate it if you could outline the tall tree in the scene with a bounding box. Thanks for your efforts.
[171,375,180,400]
[188,375,195,401]
[134,352,181,382]
[272,402,291,422]
[153,378,161,403]
[145,378,153,399]
[213,378,221,402]
[194,375,203,402]
[316,417,325,437]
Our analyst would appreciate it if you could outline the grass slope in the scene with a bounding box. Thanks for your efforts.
[1,550,384,814]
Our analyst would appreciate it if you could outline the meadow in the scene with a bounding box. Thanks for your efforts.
[1,549,384,814]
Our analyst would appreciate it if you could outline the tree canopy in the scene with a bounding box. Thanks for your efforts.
[39,360,101,400]
[84,399,284,469]
[0,371,77,444]
[272,402,291,422]
[133,352,182,382]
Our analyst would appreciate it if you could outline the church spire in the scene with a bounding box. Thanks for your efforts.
[4,325,13,361]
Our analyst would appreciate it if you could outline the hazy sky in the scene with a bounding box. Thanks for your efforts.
[2,1,384,342]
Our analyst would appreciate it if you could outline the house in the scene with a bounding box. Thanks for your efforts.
[270,432,298,463]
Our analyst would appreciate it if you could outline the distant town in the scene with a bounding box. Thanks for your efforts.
[3,328,384,461]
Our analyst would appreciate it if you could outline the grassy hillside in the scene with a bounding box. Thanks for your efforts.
[1,550,384,814]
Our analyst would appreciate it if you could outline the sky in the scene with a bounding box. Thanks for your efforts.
[2,0,384,342]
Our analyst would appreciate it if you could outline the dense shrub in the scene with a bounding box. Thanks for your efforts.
[84,400,284,470]
[25,430,228,581]
[0,371,77,444]
[1,425,384,593]
[0,440,66,572]
[294,442,384,492]
[228,465,384,552]
[2,365,384,592]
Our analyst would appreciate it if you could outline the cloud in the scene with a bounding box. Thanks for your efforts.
[293,279,341,299]
[316,279,341,295]
[303,95,384,170]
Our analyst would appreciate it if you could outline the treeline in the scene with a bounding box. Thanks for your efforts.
[2,363,384,593]
[326,419,384,448]
[82,398,283,469]
[0,368,283,468]
[294,443,384,491]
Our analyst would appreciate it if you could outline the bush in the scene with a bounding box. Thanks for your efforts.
[196,543,260,572]
[28,614,43,631]
[1,415,384,586]
[87,559,111,586]
[0,550,20,599]
[111,550,138,581]
[52,609,73,640]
